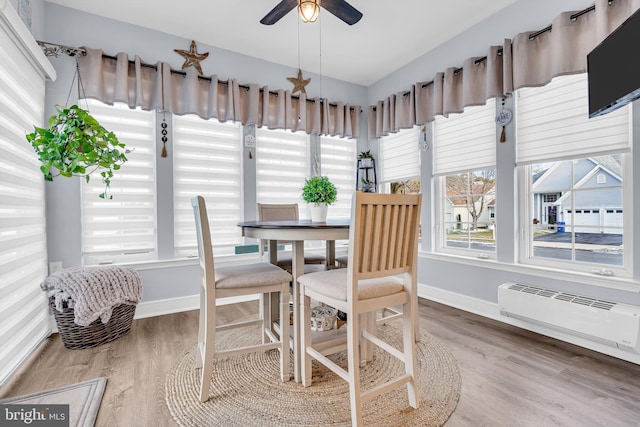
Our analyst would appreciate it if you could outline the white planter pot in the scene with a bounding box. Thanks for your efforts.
[360,158,373,168]
[309,204,328,222]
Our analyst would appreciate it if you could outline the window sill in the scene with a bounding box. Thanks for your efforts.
[84,253,262,271]
[418,251,640,293]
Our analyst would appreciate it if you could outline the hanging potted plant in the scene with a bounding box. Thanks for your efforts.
[26,104,128,199]
[302,176,337,222]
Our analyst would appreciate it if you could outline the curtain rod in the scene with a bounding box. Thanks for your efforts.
[527,2,605,40]
[419,1,606,86]
[36,41,361,113]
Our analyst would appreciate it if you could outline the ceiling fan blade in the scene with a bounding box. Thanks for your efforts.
[260,0,299,25]
[321,0,363,25]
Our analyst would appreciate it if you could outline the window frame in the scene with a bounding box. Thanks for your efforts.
[514,73,633,278]
[255,127,311,217]
[379,126,421,187]
[432,100,498,259]
[435,168,497,259]
[79,99,158,266]
[172,115,243,258]
[319,134,357,219]
[518,154,633,278]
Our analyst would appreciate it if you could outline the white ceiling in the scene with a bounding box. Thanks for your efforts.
[45,0,515,86]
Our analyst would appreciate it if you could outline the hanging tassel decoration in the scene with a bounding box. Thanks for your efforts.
[161,119,168,158]
[495,98,512,144]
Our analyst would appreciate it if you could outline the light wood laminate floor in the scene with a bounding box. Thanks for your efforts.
[2,299,639,426]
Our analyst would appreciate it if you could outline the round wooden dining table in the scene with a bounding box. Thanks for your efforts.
[238,219,350,383]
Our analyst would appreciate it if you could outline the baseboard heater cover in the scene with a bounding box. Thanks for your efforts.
[498,282,640,353]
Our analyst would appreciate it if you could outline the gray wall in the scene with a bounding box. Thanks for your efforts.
[367,0,597,103]
[41,3,368,302]
[369,0,640,307]
[41,0,640,308]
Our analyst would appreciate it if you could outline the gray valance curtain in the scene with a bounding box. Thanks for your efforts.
[77,48,360,139]
[368,0,639,139]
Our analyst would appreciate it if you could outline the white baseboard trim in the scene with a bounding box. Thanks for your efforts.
[134,294,259,319]
[418,283,640,365]
[130,285,640,365]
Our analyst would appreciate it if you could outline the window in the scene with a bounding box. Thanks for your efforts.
[80,99,156,265]
[441,170,496,252]
[379,127,421,194]
[517,74,631,275]
[173,115,243,257]
[0,16,50,386]
[434,100,497,256]
[320,135,356,218]
[597,173,606,184]
[256,128,310,217]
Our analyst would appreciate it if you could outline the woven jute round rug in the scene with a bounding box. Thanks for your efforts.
[165,321,461,426]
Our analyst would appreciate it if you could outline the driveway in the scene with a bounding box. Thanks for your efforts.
[534,232,622,246]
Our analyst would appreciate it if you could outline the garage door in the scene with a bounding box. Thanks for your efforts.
[564,209,600,233]
[603,209,623,234]
[564,208,623,234]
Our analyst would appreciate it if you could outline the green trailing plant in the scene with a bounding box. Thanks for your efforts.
[302,176,337,206]
[26,104,128,199]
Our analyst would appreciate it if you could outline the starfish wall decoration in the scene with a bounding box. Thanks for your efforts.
[174,40,209,75]
[287,69,311,95]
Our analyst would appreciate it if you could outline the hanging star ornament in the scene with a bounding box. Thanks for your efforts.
[174,40,209,75]
[287,69,311,95]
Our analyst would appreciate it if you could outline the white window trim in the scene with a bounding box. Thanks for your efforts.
[320,134,356,219]
[80,100,158,266]
[419,251,640,293]
[517,158,633,279]
[435,170,497,260]
[173,115,243,258]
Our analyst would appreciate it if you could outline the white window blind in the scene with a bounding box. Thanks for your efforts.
[433,98,496,175]
[256,128,310,218]
[380,127,421,183]
[0,9,51,387]
[173,115,242,257]
[320,135,356,219]
[80,99,156,265]
[516,73,630,165]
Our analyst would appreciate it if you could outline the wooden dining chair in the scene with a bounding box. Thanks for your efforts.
[298,192,422,426]
[192,196,292,402]
[334,242,418,341]
[257,203,326,272]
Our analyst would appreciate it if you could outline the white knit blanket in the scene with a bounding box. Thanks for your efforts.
[41,267,143,327]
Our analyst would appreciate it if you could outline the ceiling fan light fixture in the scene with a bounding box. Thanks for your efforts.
[299,0,320,23]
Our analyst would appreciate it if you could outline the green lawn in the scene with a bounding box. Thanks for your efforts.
[446,230,494,242]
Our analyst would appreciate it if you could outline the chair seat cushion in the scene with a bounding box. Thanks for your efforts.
[298,269,404,302]
[216,263,292,289]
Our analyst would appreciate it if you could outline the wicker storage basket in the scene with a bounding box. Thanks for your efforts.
[50,297,136,349]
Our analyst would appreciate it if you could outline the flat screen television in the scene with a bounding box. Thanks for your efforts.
[587,8,640,118]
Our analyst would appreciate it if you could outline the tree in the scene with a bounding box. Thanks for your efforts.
[446,170,495,230]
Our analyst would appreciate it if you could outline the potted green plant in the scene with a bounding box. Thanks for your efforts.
[358,149,374,168]
[26,104,128,199]
[361,177,374,193]
[302,176,337,222]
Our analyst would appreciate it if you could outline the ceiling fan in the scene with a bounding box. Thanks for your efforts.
[260,0,363,26]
